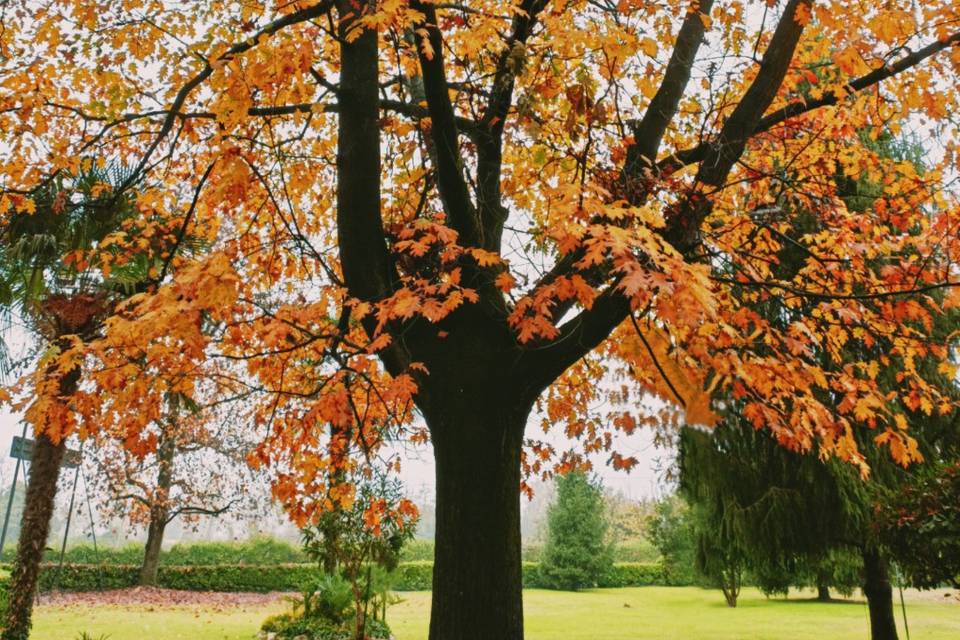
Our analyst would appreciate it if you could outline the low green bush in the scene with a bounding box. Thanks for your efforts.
[41,544,143,565]
[393,561,432,590]
[614,539,661,564]
[158,564,316,592]
[3,560,672,594]
[262,614,351,640]
[604,562,666,587]
[29,536,308,568]
[163,537,307,566]
[399,539,434,562]
[37,564,139,592]
[0,574,8,620]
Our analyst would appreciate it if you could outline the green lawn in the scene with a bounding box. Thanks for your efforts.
[32,587,960,640]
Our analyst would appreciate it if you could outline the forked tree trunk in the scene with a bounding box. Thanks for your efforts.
[426,398,529,640]
[720,564,741,608]
[1,434,67,640]
[862,547,899,640]
[139,432,175,586]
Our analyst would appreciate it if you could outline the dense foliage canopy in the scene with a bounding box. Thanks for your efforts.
[2,1,960,637]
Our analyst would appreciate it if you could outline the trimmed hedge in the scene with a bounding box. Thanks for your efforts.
[30,537,308,567]
[9,560,671,594]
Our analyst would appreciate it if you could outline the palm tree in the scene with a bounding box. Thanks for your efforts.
[0,164,150,640]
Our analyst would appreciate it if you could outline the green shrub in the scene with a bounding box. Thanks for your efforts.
[164,536,307,566]
[0,574,8,620]
[32,537,308,568]
[297,574,354,623]
[4,560,670,594]
[37,564,139,592]
[392,561,433,590]
[363,618,392,639]
[42,544,143,565]
[261,612,298,633]
[158,564,316,592]
[399,538,434,562]
[614,539,660,563]
[604,563,666,587]
[265,614,348,640]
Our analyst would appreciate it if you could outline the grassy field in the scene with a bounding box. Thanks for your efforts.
[32,587,960,640]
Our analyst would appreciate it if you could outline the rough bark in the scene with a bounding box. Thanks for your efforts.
[139,433,175,586]
[139,514,167,587]
[1,366,79,640]
[425,395,529,640]
[862,547,899,640]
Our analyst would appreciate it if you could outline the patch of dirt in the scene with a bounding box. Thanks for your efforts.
[37,587,294,611]
[902,588,959,604]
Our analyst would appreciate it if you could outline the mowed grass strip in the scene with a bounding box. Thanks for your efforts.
[32,587,960,640]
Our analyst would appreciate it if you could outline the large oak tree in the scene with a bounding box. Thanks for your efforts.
[2,1,960,639]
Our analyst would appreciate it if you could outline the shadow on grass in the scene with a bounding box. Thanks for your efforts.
[770,597,866,606]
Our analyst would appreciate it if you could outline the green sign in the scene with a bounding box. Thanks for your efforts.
[10,436,81,469]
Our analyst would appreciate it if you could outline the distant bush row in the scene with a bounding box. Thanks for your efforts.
[18,536,311,566]
[18,536,658,567]
[2,561,676,593]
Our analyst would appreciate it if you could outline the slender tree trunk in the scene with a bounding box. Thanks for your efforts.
[2,364,79,640]
[139,432,175,586]
[862,547,899,640]
[426,397,528,640]
[139,515,167,587]
[2,437,65,639]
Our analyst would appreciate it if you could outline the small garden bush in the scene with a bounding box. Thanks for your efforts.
[399,539,434,562]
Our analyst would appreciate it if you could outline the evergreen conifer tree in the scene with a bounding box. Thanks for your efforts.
[538,472,613,591]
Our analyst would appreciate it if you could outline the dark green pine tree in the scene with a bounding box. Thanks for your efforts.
[538,471,613,591]
[678,130,959,640]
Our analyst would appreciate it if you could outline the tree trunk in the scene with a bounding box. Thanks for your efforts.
[139,515,167,587]
[862,547,899,640]
[2,359,80,640]
[817,583,831,601]
[427,398,528,640]
[1,433,67,640]
[139,432,175,586]
[720,564,740,608]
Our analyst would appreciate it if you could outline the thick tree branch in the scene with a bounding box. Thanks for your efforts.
[521,0,814,385]
[660,30,960,174]
[335,0,407,375]
[622,0,715,194]
[663,0,813,253]
[410,0,482,247]
[476,0,550,252]
[530,0,713,318]
[517,285,631,398]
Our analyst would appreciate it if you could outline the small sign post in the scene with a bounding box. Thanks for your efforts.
[0,433,82,563]
[11,436,82,468]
